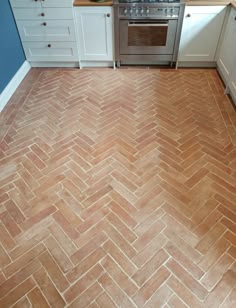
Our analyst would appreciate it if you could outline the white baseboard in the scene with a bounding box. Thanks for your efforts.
[177,61,216,68]
[0,61,31,112]
[79,61,114,68]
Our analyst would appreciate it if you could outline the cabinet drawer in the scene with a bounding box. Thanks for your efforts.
[41,0,72,8]
[74,6,112,19]
[10,0,72,8]
[184,5,227,15]
[10,0,41,8]
[17,20,76,41]
[13,8,73,20]
[23,42,78,61]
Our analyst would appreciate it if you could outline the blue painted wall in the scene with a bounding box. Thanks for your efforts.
[0,0,26,94]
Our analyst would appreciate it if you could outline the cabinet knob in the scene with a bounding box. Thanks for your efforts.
[47,44,51,48]
[186,13,191,17]
[42,22,47,26]
[41,13,45,16]
[106,13,110,17]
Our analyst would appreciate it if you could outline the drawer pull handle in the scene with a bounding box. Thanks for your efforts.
[106,13,110,17]
[47,44,51,48]
[35,0,38,2]
[186,13,191,17]
[42,22,47,26]
[41,13,45,16]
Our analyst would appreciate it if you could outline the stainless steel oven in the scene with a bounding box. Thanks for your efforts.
[114,0,185,67]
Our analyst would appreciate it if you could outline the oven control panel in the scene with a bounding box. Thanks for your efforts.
[119,6,180,18]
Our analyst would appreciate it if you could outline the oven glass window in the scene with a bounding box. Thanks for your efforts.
[128,22,168,47]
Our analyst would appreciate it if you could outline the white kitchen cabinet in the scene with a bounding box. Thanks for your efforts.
[217,7,236,84]
[74,7,114,67]
[178,6,226,64]
[10,0,79,66]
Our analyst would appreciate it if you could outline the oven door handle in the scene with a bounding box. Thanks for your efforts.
[128,22,168,27]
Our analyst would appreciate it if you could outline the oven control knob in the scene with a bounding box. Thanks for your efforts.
[146,8,150,15]
[140,8,144,15]
[129,8,133,15]
[135,8,139,14]
[124,8,128,15]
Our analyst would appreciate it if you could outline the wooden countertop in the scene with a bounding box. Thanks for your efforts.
[186,0,236,7]
[73,0,113,6]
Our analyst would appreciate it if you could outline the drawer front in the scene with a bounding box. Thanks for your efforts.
[41,0,72,8]
[17,20,76,41]
[10,0,72,8]
[74,6,112,19]
[13,8,73,20]
[23,42,78,61]
[10,0,41,8]
[184,5,227,15]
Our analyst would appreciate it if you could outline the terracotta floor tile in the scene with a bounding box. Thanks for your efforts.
[167,294,188,308]
[0,68,236,307]
[33,267,66,307]
[27,287,50,308]
[201,253,234,291]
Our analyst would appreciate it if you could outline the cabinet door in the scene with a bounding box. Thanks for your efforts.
[179,6,226,62]
[217,8,236,83]
[229,66,236,102]
[75,7,113,61]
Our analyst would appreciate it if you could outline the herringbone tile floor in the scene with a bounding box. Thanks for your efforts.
[0,68,236,307]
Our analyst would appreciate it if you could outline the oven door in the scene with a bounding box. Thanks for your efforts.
[119,19,178,55]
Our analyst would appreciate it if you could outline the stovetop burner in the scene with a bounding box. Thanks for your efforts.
[118,0,180,3]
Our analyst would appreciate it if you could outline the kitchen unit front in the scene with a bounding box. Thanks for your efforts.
[216,5,236,104]
[217,5,236,84]
[178,5,227,65]
[9,0,236,72]
[74,6,114,68]
[10,0,79,67]
[114,0,185,66]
